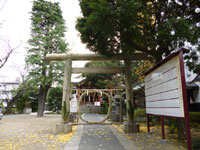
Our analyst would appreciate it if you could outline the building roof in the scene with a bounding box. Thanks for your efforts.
[191,72,200,83]
[0,81,21,84]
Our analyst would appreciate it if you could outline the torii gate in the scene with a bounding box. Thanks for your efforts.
[46,53,149,133]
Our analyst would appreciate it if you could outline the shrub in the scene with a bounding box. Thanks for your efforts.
[167,119,178,134]
[189,112,200,124]
[134,108,146,118]
[47,87,62,112]
[62,101,69,123]
[100,103,109,114]
[192,139,200,150]
[134,108,146,122]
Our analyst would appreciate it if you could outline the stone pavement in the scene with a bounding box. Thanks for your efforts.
[64,113,138,150]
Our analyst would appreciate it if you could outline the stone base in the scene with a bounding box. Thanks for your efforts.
[68,113,74,122]
[56,123,72,134]
[160,139,168,143]
[124,123,140,133]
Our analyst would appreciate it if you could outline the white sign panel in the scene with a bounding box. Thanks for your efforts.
[70,94,78,113]
[94,102,101,107]
[145,55,184,117]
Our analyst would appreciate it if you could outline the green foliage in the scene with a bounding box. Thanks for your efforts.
[192,139,200,150]
[16,99,26,113]
[99,102,109,114]
[168,119,178,134]
[134,108,146,122]
[76,0,198,61]
[62,101,69,123]
[27,0,67,87]
[127,100,134,122]
[184,48,200,77]
[26,0,68,115]
[83,61,123,89]
[11,108,17,114]
[189,112,200,128]
[47,86,62,112]
[0,102,6,114]
[134,108,146,118]
[16,86,39,113]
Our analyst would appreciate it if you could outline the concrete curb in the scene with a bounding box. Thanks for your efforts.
[110,125,139,150]
[64,125,84,150]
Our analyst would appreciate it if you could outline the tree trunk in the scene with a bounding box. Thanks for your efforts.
[124,60,134,123]
[177,119,187,140]
[5,89,25,114]
[37,85,50,117]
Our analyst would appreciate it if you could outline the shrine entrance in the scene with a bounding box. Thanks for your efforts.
[78,89,111,124]
[71,89,123,124]
[46,53,149,131]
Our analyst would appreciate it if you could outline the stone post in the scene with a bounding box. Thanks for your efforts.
[56,58,72,133]
[124,60,134,123]
[124,59,139,133]
[62,58,72,113]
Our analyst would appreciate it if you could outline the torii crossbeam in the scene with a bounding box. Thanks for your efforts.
[46,53,150,133]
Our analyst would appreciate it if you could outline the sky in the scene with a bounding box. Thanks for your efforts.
[0,0,91,82]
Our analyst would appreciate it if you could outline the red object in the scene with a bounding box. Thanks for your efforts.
[147,114,150,132]
[179,51,192,150]
[145,49,192,150]
[161,116,165,140]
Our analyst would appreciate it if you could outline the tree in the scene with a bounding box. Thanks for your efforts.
[76,0,199,138]
[47,86,62,112]
[76,0,198,61]
[82,61,123,89]
[26,0,68,116]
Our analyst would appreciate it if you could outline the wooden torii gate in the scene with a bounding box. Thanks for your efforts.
[46,53,149,133]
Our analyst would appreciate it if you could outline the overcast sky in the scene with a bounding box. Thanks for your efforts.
[0,0,91,82]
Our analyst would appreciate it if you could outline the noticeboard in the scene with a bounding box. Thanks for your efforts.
[145,52,185,118]
[70,95,78,113]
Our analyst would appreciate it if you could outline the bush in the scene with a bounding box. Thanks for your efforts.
[134,108,146,118]
[11,108,17,114]
[134,108,146,122]
[189,112,200,124]
[192,139,200,150]
[47,87,62,112]
[100,103,109,114]
[167,118,178,134]
[0,102,6,114]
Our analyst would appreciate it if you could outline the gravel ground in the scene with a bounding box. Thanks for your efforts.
[112,124,187,150]
[0,114,73,150]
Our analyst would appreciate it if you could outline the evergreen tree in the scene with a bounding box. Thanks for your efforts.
[76,0,199,62]
[47,86,62,112]
[83,61,123,89]
[26,0,68,116]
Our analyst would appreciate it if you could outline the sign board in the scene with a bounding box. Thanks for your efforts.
[94,101,101,106]
[70,94,78,113]
[145,49,192,150]
[145,53,185,118]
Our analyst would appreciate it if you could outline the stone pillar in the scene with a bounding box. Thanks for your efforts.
[56,58,72,134]
[124,60,134,123]
[62,58,72,113]
[124,59,139,133]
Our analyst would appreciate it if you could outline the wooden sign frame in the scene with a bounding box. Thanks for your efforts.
[144,48,191,150]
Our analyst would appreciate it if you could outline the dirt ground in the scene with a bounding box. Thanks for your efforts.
[0,114,75,150]
[113,123,194,150]
[1,114,199,150]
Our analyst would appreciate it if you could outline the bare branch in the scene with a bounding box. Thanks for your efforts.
[0,37,21,69]
[0,0,7,12]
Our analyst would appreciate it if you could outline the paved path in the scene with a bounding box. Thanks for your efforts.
[64,113,138,150]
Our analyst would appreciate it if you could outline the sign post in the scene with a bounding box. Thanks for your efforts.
[144,48,191,150]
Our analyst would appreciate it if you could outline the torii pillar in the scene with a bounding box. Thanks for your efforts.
[46,53,149,133]
[62,58,72,120]
[124,60,139,133]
